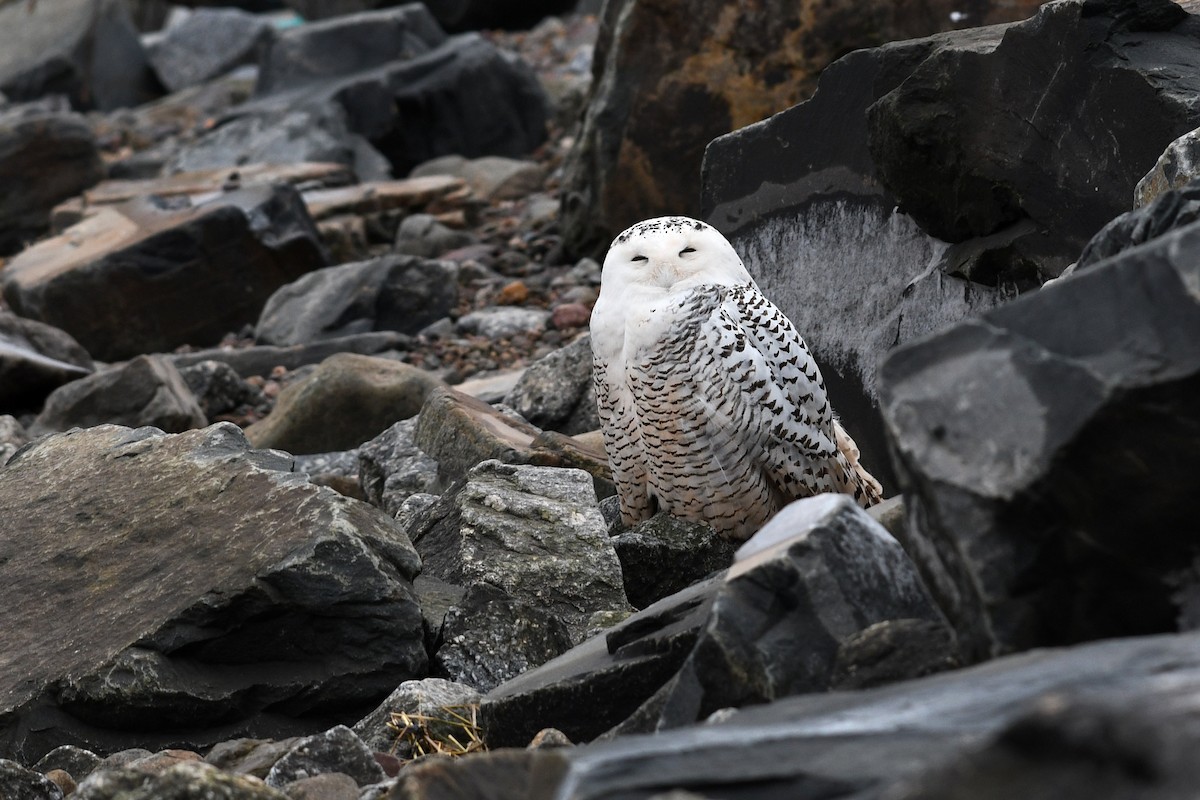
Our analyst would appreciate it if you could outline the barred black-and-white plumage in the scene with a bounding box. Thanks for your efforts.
[591,216,882,541]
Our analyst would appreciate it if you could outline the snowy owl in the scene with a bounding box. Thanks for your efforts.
[590,216,883,541]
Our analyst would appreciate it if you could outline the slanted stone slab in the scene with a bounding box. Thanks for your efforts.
[0,312,93,415]
[0,423,425,762]
[2,184,329,361]
[301,177,471,221]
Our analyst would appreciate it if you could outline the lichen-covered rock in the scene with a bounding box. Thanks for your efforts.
[75,761,288,800]
[0,423,426,761]
[502,334,598,435]
[358,418,440,516]
[264,726,384,789]
[0,759,64,800]
[353,678,481,755]
[611,513,737,610]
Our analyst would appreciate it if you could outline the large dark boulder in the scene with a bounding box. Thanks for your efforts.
[1075,176,1200,270]
[0,423,426,763]
[1,184,329,362]
[528,630,1200,799]
[0,107,105,255]
[878,216,1200,661]
[0,0,159,111]
[701,0,1200,496]
[243,31,548,177]
[562,0,1046,258]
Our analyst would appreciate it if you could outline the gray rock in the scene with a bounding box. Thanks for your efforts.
[244,353,444,455]
[0,0,158,112]
[414,387,613,496]
[255,254,459,347]
[32,745,101,782]
[829,617,961,691]
[32,355,206,436]
[481,575,719,748]
[76,761,287,800]
[242,32,548,177]
[456,307,550,339]
[1,184,329,362]
[264,726,385,789]
[879,215,1200,660]
[1136,125,1200,207]
[502,334,598,435]
[0,423,425,761]
[611,513,736,610]
[1076,176,1200,271]
[530,629,1200,800]
[392,213,476,259]
[0,108,104,254]
[0,759,64,800]
[353,678,481,755]
[0,312,94,414]
[255,5,446,96]
[435,583,574,693]
[282,773,358,800]
[410,155,545,201]
[177,360,263,420]
[292,450,359,481]
[146,8,273,93]
[410,459,630,644]
[358,417,440,516]
[204,738,302,780]
[163,104,387,181]
[384,748,540,800]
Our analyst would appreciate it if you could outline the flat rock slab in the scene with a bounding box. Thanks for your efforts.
[1,183,328,361]
[301,177,471,221]
[50,163,355,230]
[0,423,426,762]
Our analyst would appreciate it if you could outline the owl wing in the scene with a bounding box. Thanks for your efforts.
[592,349,655,527]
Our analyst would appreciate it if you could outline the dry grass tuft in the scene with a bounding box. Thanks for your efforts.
[388,704,486,760]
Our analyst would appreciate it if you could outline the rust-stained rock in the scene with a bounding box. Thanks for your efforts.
[560,0,1048,257]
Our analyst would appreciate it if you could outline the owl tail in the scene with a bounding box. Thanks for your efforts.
[832,419,884,507]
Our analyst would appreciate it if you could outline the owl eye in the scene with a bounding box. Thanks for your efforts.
[631,255,649,263]
[679,247,696,256]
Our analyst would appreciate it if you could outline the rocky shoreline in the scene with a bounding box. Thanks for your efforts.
[3,0,1200,798]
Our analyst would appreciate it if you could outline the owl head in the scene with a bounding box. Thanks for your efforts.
[601,216,754,293]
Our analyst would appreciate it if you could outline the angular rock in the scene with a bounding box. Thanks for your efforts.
[0,0,158,111]
[393,213,476,258]
[878,216,1200,660]
[1136,125,1200,207]
[358,418,440,516]
[32,355,206,436]
[0,312,94,415]
[281,773,359,800]
[562,0,1045,257]
[75,761,288,800]
[409,460,630,644]
[205,738,302,780]
[829,618,961,691]
[528,630,1200,800]
[701,0,1200,495]
[33,745,101,782]
[0,759,63,800]
[146,8,274,93]
[255,5,447,96]
[264,726,385,789]
[456,307,550,339]
[0,108,104,254]
[177,360,263,421]
[502,334,598,435]
[164,104,389,181]
[255,254,459,346]
[387,749,542,800]
[1,184,329,361]
[353,678,481,756]
[435,583,575,693]
[1075,176,1200,271]
[244,32,548,177]
[481,576,719,748]
[244,353,444,454]
[414,387,613,495]
[0,423,426,761]
[611,513,736,610]
[411,155,545,202]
